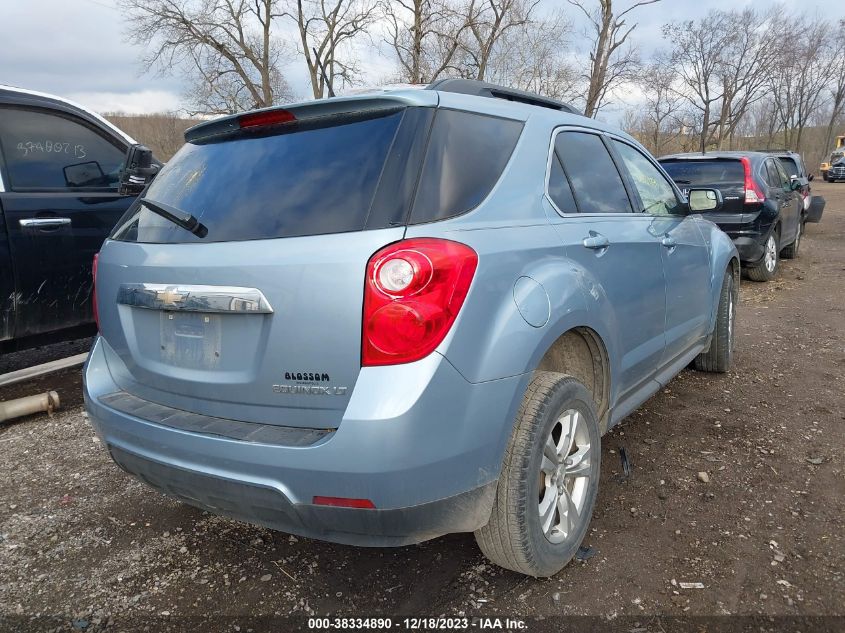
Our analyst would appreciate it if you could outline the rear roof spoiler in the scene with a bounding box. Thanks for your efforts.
[184,93,436,143]
[426,78,581,115]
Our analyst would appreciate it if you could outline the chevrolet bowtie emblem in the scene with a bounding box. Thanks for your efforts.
[155,288,188,304]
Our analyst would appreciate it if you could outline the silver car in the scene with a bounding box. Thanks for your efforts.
[84,79,739,577]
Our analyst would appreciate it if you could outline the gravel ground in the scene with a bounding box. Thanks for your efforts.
[1,183,843,632]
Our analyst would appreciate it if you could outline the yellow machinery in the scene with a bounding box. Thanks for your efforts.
[821,135,845,180]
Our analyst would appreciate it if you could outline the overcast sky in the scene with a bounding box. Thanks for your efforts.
[1,0,843,117]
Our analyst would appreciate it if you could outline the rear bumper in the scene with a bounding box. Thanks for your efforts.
[729,235,766,264]
[84,337,525,546]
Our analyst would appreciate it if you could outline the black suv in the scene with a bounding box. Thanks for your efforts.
[759,149,825,224]
[828,158,845,182]
[659,151,804,282]
[0,85,154,355]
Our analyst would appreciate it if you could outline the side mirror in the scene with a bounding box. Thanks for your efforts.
[687,188,723,213]
[118,144,160,195]
[808,173,815,182]
[789,178,802,191]
[64,161,105,187]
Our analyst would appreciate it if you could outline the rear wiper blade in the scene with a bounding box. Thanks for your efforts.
[139,198,208,238]
[672,179,692,184]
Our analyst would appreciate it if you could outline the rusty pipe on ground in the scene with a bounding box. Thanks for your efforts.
[0,391,60,423]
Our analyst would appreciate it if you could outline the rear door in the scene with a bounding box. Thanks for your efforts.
[0,106,134,337]
[546,129,666,400]
[611,140,711,367]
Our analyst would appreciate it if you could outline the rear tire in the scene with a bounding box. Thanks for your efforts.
[475,372,600,577]
[694,268,736,373]
[745,232,779,282]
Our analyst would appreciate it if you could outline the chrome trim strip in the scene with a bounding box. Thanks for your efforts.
[117,283,273,314]
[19,217,72,228]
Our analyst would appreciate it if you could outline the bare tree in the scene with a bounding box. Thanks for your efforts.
[714,7,779,149]
[457,0,538,81]
[289,0,378,98]
[663,11,733,152]
[821,20,845,154]
[484,10,578,101]
[636,55,685,155]
[769,15,832,152]
[568,0,660,118]
[121,0,294,115]
[381,0,470,84]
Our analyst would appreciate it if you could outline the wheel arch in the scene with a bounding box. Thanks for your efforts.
[534,326,611,434]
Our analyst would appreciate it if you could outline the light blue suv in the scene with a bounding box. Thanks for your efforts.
[84,79,739,577]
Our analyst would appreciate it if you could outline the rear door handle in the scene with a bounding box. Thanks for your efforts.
[19,217,71,228]
[582,234,610,250]
[661,236,677,248]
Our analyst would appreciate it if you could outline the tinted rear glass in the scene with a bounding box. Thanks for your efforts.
[660,159,744,186]
[409,109,522,224]
[113,109,406,243]
[555,132,632,214]
[113,106,521,243]
[777,157,800,177]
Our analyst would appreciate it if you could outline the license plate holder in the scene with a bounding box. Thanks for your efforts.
[160,311,222,369]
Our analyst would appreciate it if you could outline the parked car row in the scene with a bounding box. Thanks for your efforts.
[659,149,824,282]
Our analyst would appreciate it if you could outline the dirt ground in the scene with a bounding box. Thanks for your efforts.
[1,184,843,632]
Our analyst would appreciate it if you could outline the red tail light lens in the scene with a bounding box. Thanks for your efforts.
[92,253,100,331]
[238,109,296,129]
[741,156,765,204]
[362,238,478,366]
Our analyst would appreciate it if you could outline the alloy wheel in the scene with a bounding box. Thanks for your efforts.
[538,409,592,544]
[764,235,777,273]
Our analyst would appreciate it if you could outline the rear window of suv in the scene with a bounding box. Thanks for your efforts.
[777,157,801,178]
[112,106,522,243]
[660,159,744,186]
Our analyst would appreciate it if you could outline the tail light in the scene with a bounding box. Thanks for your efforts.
[362,238,478,366]
[238,109,296,128]
[92,253,100,331]
[741,156,765,205]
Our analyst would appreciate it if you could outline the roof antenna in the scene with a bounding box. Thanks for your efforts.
[313,48,335,98]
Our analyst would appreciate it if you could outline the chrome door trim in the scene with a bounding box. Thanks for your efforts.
[117,284,274,313]
[19,217,72,228]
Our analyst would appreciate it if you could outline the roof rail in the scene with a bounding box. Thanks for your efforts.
[754,148,794,153]
[426,78,581,115]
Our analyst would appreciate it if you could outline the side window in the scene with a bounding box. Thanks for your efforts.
[0,107,126,191]
[555,132,632,214]
[764,160,782,188]
[410,109,523,224]
[611,140,682,216]
[547,152,577,213]
[773,160,791,189]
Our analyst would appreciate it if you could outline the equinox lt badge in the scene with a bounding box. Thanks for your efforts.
[272,384,348,395]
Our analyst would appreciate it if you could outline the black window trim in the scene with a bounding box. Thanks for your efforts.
[0,104,129,194]
[606,136,686,217]
[544,125,639,217]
